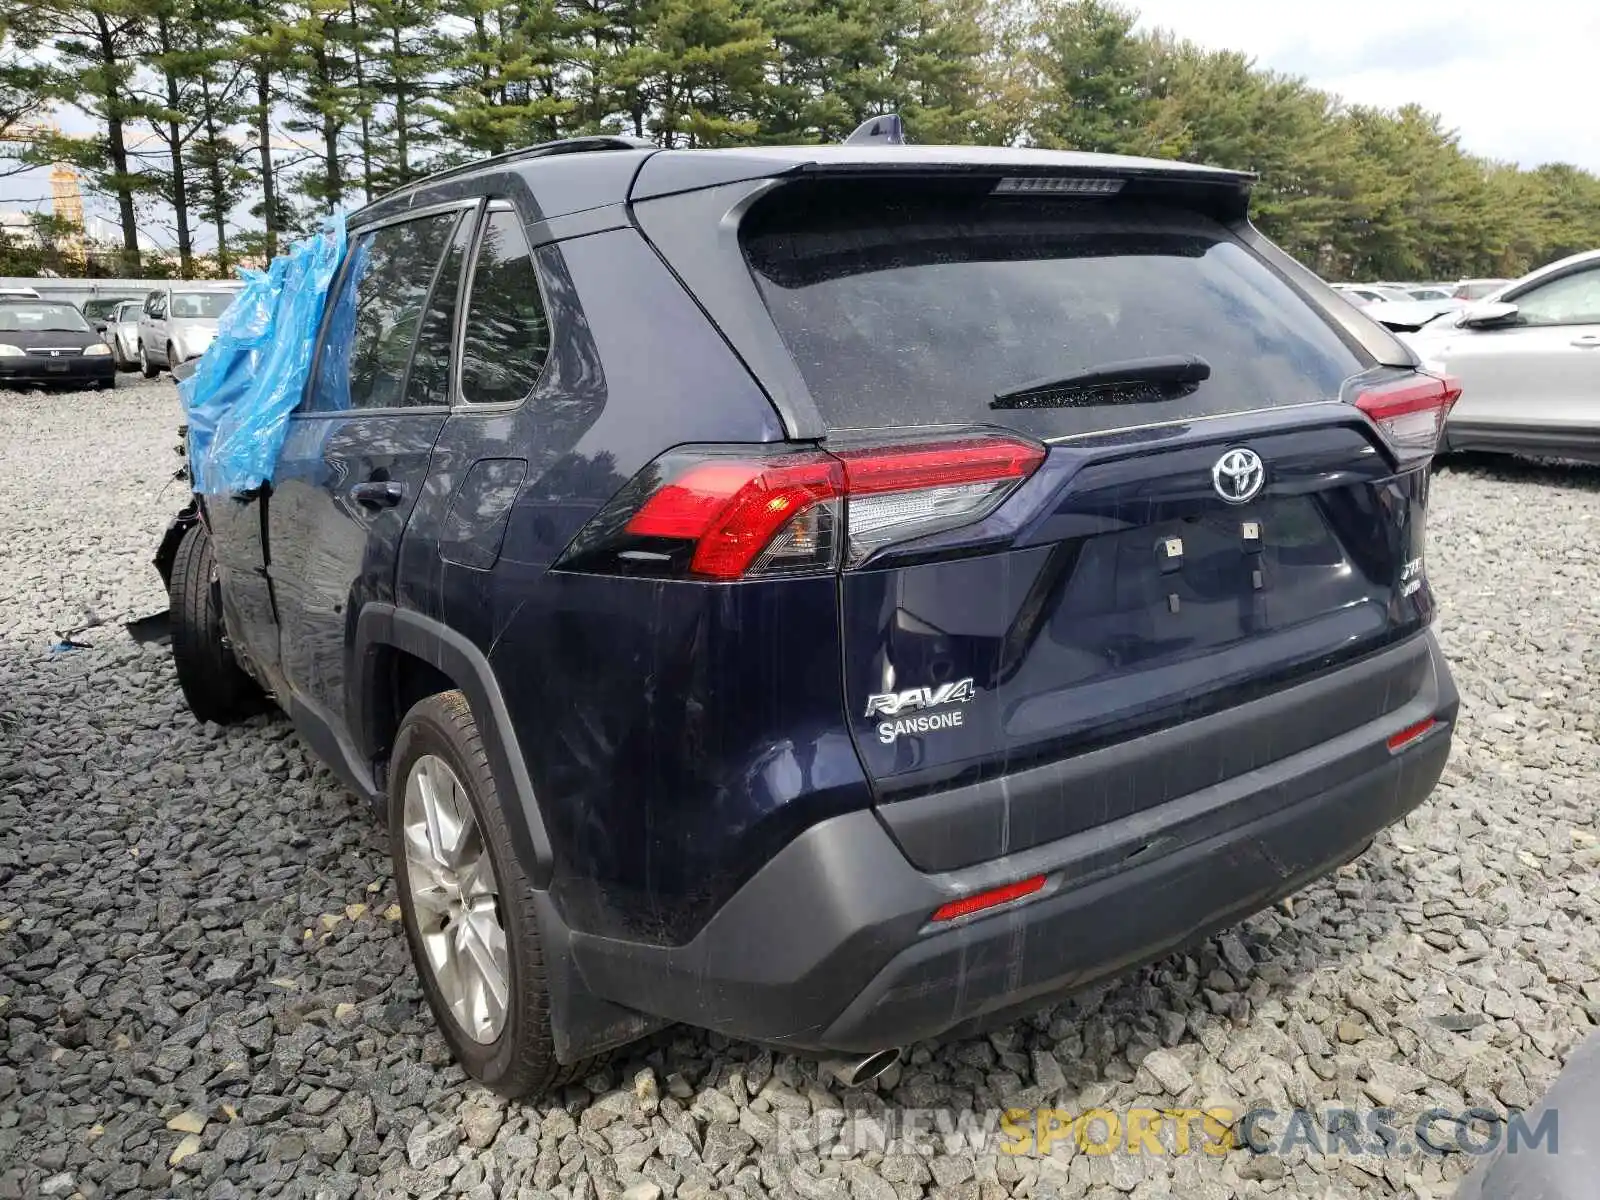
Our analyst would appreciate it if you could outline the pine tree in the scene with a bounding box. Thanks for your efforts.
[895,0,1002,144]
[428,0,570,157]
[191,66,253,272]
[280,0,365,212]
[234,0,295,255]
[132,0,220,277]
[367,0,442,187]
[630,0,770,146]
[755,0,922,142]
[1026,0,1154,153]
[10,0,150,272]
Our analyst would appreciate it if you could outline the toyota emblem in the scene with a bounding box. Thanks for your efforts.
[1212,448,1264,504]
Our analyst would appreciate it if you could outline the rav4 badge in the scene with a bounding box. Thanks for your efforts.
[866,677,976,745]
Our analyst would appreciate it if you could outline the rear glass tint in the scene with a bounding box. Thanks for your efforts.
[741,183,1366,439]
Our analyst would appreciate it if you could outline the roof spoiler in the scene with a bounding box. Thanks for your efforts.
[845,114,905,146]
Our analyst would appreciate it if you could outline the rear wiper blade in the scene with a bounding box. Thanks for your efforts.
[991,354,1212,409]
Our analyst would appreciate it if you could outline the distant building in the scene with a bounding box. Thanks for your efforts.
[0,211,43,249]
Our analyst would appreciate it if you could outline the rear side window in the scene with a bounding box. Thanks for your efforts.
[307,210,461,412]
[742,182,1365,439]
[460,209,549,406]
[402,216,473,406]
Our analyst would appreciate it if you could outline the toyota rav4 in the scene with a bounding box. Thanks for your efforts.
[157,135,1459,1096]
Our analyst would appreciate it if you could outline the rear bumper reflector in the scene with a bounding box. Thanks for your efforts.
[1386,717,1439,753]
[930,874,1047,922]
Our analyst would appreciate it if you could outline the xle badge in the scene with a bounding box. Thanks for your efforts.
[866,677,976,745]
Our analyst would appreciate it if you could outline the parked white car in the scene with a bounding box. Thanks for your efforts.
[99,299,144,371]
[1403,249,1600,461]
[136,283,241,377]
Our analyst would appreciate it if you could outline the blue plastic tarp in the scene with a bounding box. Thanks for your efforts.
[180,214,347,494]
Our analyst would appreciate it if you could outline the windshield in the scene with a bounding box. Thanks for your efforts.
[81,298,135,319]
[742,182,1364,439]
[170,292,235,319]
[0,302,91,334]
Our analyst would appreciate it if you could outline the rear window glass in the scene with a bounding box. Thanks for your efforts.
[741,184,1365,439]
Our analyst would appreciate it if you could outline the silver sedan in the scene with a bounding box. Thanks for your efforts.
[101,299,144,371]
[1402,249,1600,461]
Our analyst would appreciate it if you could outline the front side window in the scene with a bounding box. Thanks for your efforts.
[307,210,461,412]
[460,209,550,406]
[1511,267,1600,328]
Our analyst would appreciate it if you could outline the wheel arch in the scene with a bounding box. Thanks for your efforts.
[353,603,556,889]
[154,500,201,589]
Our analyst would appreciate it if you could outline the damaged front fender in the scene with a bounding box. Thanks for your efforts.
[154,499,201,590]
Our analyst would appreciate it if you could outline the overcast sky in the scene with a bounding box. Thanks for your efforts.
[4,0,1597,253]
[1133,0,1600,173]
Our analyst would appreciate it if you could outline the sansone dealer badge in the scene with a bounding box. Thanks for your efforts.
[865,678,977,744]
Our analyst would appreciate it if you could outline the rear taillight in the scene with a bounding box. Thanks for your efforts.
[833,436,1043,566]
[1354,373,1461,457]
[625,453,843,579]
[557,432,1045,580]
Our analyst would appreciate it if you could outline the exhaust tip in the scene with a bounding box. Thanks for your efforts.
[824,1048,903,1088]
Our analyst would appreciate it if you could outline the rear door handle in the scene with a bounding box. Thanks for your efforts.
[1572,334,1600,348]
[349,480,406,509]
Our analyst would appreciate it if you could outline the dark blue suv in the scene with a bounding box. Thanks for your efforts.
[157,137,1459,1096]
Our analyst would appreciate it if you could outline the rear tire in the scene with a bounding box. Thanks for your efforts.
[139,342,159,378]
[390,691,593,1098]
[169,522,266,724]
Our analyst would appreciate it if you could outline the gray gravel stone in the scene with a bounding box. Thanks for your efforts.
[408,1120,463,1170]
[1138,1049,1193,1097]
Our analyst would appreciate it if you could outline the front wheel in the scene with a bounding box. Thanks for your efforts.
[169,522,267,724]
[139,342,159,379]
[390,691,592,1097]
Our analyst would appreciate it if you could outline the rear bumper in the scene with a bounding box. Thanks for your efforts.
[0,355,116,386]
[1445,418,1600,462]
[565,631,1457,1054]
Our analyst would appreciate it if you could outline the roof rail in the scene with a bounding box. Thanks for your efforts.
[364,134,656,209]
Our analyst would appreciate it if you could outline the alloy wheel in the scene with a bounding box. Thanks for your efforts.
[402,752,510,1044]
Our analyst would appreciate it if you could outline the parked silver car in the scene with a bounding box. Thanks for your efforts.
[1403,249,1600,460]
[136,283,240,377]
[99,299,144,371]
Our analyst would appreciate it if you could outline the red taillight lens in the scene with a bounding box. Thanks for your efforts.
[931,874,1047,922]
[559,432,1045,580]
[834,435,1046,567]
[835,436,1045,495]
[625,454,843,579]
[1354,373,1461,456]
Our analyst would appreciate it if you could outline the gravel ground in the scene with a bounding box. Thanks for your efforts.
[1,382,1597,1200]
